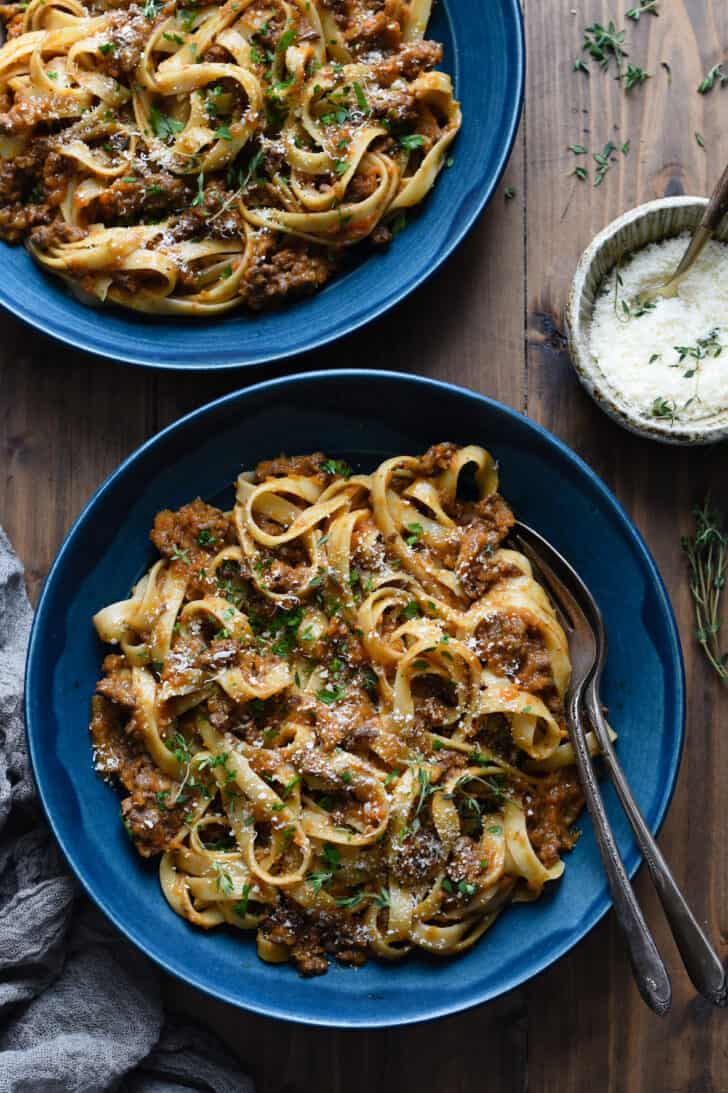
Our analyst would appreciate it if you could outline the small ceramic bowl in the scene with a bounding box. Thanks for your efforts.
[565,196,728,446]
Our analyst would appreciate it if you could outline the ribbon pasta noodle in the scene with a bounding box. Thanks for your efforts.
[0,0,460,314]
[90,444,596,976]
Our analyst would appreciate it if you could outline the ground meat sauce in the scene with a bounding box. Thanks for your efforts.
[150,499,233,566]
[241,236,337,311]
[91,689,188,858]
[525,770,584,869]
[90,447,588,976]
[261,899,369,976]
[254,451,328,481]
[474,612,557,702]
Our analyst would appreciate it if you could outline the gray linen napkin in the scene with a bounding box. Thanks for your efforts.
[0,527,255,1093]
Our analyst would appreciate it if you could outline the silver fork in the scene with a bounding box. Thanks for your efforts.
[515,521,727,1010]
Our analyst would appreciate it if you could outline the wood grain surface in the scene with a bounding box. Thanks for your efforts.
[2,1,727,1090]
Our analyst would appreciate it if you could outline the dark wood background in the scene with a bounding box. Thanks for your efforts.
[2,1,727,1089]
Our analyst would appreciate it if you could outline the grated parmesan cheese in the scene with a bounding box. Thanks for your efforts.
[589,233,728,425]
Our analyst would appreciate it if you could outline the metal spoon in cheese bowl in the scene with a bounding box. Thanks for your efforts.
[636,163,728,306]
[565,194,728,446]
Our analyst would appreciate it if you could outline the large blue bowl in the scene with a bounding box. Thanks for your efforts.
[25,371,685,1027]
[0,2,524,369]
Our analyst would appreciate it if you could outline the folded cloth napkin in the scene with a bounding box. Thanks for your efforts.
[0,528,255,1093]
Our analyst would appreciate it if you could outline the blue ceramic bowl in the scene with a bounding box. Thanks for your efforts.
[0,2,523,369]
[25,371,685,1027]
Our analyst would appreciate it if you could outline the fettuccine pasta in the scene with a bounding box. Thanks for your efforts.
[0,0,460,313]
[90,444,592,976]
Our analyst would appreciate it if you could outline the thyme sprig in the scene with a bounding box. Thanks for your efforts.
[625,1,658,19]
[594,140,618,186]
[622,63,650,90]
[698,63,728,94]
[682,498,728,684]
[582,21,628,75]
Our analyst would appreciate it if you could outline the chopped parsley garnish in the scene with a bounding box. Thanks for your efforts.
[405,521,423,546]
[167,732,191,767]
[321,458,352,477]
[179,5,198,30]
[171,546,191,564]
[323,844,341,869]
[213,862,234,896]
[196,529,216,546]
[233,882,252,916]
[282,775,301,797]
[216,124,232,141]
[401,600,421,620]
[353,81,368,111]
[316,684,346,705]
[150,106,185,141]
[143,0,161,18]
[99,41,115,54]
[276,26,296,53]
[191,170,205,207]
[399,133,425,151]
[281,825,296,848]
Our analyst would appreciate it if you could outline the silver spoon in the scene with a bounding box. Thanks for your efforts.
[515,521,727,1008]
[637,162,728,304]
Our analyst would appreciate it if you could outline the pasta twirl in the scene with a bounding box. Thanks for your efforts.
[90,445,593,976]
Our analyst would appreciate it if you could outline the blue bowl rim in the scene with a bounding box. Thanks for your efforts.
[25,368,686,1026]
[0,1,524,371]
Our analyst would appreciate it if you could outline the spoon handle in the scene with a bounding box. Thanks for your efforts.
[672,162,728,281]
[701,160,728,234]
[586,686,727,1006]
[566,686,672,1016]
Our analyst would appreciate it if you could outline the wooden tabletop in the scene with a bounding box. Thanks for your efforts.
[2,0,727,1089]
